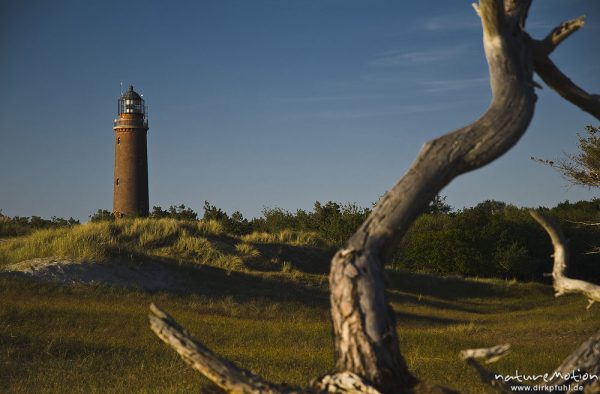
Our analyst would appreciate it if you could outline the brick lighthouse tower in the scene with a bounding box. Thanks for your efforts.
[113,85,149,217]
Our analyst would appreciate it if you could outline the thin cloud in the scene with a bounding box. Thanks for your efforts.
[421,77,489,92]
[288,99,477,121]
[369,45,468,67]
[270,93,397,103]
[421,13,481,31]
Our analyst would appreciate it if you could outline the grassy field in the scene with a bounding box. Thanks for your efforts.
[0,220,599,393]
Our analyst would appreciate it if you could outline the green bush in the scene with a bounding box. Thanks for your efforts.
[0,210,79,237]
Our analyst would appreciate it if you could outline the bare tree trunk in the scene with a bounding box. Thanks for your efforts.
[148,1,600,393]
[330,1,536,391]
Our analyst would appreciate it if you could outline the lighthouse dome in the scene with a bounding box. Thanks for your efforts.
[118,85,145,115]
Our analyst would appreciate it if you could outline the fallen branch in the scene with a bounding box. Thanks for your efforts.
[150,303,384,394]
[149,303,305,394]
[459,344,524,393]
[529,211,600,309]
[527,212,600,391]
[459,344,511,364]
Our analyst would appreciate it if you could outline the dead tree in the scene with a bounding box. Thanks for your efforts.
[149,0,600,392]
[461,212,600,393]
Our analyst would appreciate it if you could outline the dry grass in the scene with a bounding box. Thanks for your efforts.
[241,229,324,247]
[0,219,334,277]
[0,219,246,272]
[235,243,261,258]
[1,269,599,393]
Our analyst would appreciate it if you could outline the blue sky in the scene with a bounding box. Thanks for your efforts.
[1,0,599,221]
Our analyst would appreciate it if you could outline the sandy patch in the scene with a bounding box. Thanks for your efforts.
[2,258,190,291]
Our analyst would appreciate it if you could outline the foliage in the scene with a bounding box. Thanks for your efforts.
[423,194,453,215]
[150,204,198,221]
[89,209,114,222]
[6,197,600,280]
[533,125,600,187]
[202,201,253,235]
[0,211,79,237]
[532,125,600,259]
[395,199,600,281]
[250,201,371,246]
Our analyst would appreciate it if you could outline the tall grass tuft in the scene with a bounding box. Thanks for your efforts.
[0,222,119,264]
[235,243,261,258]
[241,229,324,247]
[197,219,225,236]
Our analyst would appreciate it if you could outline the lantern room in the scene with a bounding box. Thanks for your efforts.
[118,85,146,116]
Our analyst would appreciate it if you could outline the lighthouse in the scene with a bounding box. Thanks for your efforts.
[113,85,149,217]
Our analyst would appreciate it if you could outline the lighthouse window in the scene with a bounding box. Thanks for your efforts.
[116,178,119,186]
[117,137,120,144]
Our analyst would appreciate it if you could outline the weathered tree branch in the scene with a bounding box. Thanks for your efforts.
[329,1,536,391]
[150,303,385,394]
[459,345,524,393]
[537,16,585,55]
[531,17,600,121]
[527,212,600,391]
[311,372,382,394]
[460,344,511,364]
[529,211,600,309]
[148,2,600,393]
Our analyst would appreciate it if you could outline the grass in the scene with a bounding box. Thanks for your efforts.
[0,219,329,274]
[241,229,324,247]
[1,220,599,392]
[1,268,599,393]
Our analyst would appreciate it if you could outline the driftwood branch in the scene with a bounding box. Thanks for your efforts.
[311,372,382,394]
[149,303,305,394]
[529,211,600,308]
[531,17,600,120]
[150,303,383,394]
[459,344,511,364]
[459,345,525,393]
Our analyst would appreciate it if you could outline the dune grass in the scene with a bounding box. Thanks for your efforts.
[241,229,324,247]
[0,219,327,274]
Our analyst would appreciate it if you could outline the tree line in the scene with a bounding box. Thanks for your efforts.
[87,197,600,281]
[4,196,599,282]
[0,210,79,237]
